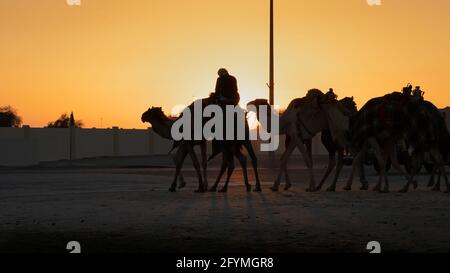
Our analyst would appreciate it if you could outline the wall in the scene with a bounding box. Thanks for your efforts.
[2,106,449,167]
[0,127,170,167]
[0,126,326,167]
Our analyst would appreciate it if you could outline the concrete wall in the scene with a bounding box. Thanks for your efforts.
[3,106,449,167]
[0,127,172,167]
[0,126,327,167]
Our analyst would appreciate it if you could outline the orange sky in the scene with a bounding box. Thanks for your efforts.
[1,0,450,129]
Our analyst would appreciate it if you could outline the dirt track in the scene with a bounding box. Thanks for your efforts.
[1,155,449,253]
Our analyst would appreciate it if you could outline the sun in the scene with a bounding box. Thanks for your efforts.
[246,111,259,130]
[170,104,188,118]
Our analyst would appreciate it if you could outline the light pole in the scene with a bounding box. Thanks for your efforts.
[269,0,276,163]
[269,0,274,106]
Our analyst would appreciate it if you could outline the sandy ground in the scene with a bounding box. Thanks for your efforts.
[1,155,449,253]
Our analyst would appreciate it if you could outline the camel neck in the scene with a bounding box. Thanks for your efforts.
[258,107,287,135]
[151,116,174,140]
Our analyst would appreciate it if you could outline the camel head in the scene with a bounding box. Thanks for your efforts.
[246,99,271,118]
[247,99,270,109]
[141,107,165,125]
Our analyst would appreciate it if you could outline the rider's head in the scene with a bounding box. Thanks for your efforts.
[218,68,229,77]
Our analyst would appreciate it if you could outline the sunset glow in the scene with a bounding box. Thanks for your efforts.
[1,0,450,129]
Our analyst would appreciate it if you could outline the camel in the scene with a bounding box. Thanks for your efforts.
[310,97,368,191]
[141,107,207,193]
[247,89,350,192]
[344,93,418,193]
[142,95,262,193]
[401,100,450,193]
[207,112,262,193]
[344,91,450,193]
[276,96,367,192]
[201,96,262,193]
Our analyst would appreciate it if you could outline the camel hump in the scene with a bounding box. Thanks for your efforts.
[303,89,326,106]
[290,98,306,109]
[306,89,325,99]
[383,91,405,101]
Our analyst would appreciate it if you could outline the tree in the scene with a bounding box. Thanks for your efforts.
[47,113,84,128]
[0,106,23,127]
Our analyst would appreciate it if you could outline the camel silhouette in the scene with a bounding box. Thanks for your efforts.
[142,94,261,193]
[344,91,450,193]
[206,109,262,193]
[247,89,350,192]
[142,106,207,193]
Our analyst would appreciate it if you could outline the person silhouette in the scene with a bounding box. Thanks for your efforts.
[402,84,413,96]
[413,86,424,98]
[211,68,242,163]
[326,88,338,101]
[215,68,240,106]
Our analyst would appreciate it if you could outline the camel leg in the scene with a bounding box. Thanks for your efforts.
[344,141,369,191]
[244,141,262,192]
[200,141,208,191]
[431,151,443,191]
[316,131,336,191]
[294,138,316,192]
[173,140,187,189]
[398,162,416,193]
[371,143,385,192]
[171,145,189,192]
[219,152,235,193]
[209,153,227,192]
[382,173,390,193]
[427,166,438,187]
[370,139,387,193]
[442,166,449,193]
[305,139,313,164]
[318,152,336,191]
[373,174,383,192]
[306,139,315,191]
[430,149,449,193]
[284,165,292,191]
[235,148,251,192]
[391,142,417,189]
[187,146,205,193]
[178,173,187,189]
[272,141,296,192]
[432,169,441,191]
[326,150,342,192]
[359,158,369,190]
[389,146,417,193]
[282,137,293,190]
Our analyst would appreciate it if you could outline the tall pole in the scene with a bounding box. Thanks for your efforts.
[269,0,275,163]
[269,0,274,106]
